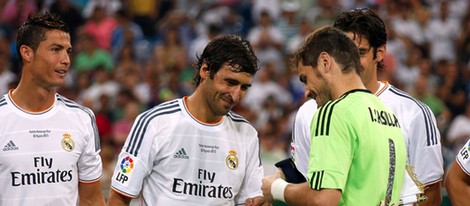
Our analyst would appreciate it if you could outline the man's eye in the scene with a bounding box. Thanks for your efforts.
[227,80,237,86]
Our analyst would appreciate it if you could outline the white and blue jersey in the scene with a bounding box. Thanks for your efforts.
[110,97,263,206]
[0,92,102,206]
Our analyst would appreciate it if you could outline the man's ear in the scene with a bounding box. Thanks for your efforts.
[199,63,210,79]
[375,44,386,63]
[19,45,33,63]
[318,52,331,73]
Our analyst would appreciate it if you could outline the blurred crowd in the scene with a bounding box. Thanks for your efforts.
[0,0,469,201]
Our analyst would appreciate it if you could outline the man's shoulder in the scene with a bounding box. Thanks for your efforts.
[56,94,95,117]
[379,84,430,113]
[138,99,182,120]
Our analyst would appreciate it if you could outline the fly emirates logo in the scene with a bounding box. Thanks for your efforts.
[172,169,233,199]
[11,156,73,186]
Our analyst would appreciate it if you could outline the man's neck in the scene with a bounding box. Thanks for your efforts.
[365,79,381,94]
[330,73,367,100]
[11,82,57,112]
[185,94,222,123]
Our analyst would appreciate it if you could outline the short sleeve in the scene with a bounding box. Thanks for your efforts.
[307,112,354,191]
[110,113,157,197]
[456,139,470,175]
[78,113,103,182]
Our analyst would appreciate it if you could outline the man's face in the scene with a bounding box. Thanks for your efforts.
[28,29,72,89]
[200,64,253,116]
[345,33,383,87]
[297,62,331,107]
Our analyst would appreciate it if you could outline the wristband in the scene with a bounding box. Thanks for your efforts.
[271,178,289,202]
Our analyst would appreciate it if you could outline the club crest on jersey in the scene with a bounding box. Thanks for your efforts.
[226,150,238,170]
[61,133,74,152]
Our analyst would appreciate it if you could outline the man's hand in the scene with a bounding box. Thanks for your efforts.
[261,169,284,203]
[244,196,265,206]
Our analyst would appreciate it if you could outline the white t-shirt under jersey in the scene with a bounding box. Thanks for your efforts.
[110,98,263,206]
[0,92,102,206]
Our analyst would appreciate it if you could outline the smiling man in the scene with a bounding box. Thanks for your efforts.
[261,26,407,205]
[107,35,265,206]
[0,12,105,206]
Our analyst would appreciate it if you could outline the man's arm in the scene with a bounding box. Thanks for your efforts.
[262,170,341,206]
[107,189,133,206]
[407,104,443,205]
[419,182,441,206]
[445,160,470,206]
[78,181,106,206]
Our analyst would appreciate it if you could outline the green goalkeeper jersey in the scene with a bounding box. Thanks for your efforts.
[307,89,406,205]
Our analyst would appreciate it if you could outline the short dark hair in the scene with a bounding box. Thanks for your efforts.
[193,35,259,86]
[333,8,387,70]
[16,11,69,61]
[292,26,361,74]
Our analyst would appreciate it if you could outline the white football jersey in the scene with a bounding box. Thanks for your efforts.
[455,138,470,175]
[110,98,263,206]
[290,99,317,179]
[377,81,443,186]
[0,92,102,206]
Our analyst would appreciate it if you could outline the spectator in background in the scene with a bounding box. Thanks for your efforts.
[111,9,144,62]
[247,10,285,74]
[394,44,422,92]
[81,66,120,112]
[127,0,159,40]
[83,5,117,50]
[425,1,460,63]
[456,13,470,65]
[1,0,37,28]
[277,0,301,47]
[153,25,187,72]
[82,0,121,19]
[242,62,292,113]
[74,34,114,72]
[304,0,341,28]
[286,18,312,56]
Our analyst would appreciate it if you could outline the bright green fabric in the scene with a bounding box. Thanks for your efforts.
[307,90,406,205]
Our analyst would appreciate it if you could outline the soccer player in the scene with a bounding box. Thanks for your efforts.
[0,12,105,205]
[107,35,265,206]
[334,8,443,205]
[291,8,443,205]
[262,26,407,205]
[445,138,470,206]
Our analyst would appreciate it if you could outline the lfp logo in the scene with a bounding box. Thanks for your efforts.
[120,156,134,173]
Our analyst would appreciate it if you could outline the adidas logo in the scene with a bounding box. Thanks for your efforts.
[3,140,19,151]
[174,148,189,159]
